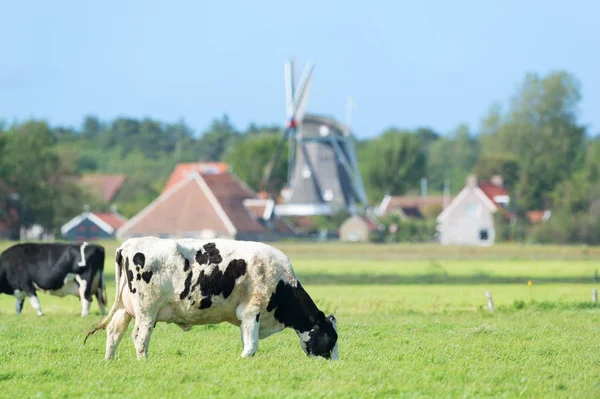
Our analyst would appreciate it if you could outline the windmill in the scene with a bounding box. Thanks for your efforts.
[261,59,368,217]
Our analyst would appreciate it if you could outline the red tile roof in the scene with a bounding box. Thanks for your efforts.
[202,173,266,234]
[528,210,551,224]
[162,162,230,194]
[93,212,127,230]
[478,182,509,206]
[119,175,234,237]
[79,174,126,202]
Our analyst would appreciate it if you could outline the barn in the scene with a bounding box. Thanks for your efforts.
[117,162,295,241]
[61,208,128,241]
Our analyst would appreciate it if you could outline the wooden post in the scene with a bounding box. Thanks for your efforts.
[485,291,494,313]
[593,289,598,303]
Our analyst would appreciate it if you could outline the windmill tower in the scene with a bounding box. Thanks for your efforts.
[262,59,368,217]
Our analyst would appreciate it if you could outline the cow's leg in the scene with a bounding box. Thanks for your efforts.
[14,290,25,315]
[131,314,156,360]
[105,308,132,360]
[95,290,107,316]
[27,294,44,316]
[237,304,260,358]
[76,275,92,317]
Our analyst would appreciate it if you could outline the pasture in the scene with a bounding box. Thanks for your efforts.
[1,241,600,398]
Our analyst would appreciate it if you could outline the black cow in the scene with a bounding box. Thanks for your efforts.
[0,242,107,316]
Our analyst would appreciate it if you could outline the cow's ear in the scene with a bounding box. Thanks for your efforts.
[327,314,336,322]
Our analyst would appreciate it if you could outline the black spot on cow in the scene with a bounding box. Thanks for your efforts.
[194,243,223,266]
[136,267,140,272]
[141,271,153,284]
[115,249,124,281]
[267,281,320,332]
[203,243,223,264]
[133,253,145,269]
[198,297,212,309]
[266,280,337,358]
[136,274,141,281]
[124,257,136,294]
[183,258,190,272]
[179,272,193,300]
[256,313,260,322]
[116,249,123,267]
[197,259,247,299]
[195,250,208,265]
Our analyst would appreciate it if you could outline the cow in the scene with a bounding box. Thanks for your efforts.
[0,242,107,317]
[85,236,338,361]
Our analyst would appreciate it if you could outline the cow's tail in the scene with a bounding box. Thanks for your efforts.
[84,247,125,344]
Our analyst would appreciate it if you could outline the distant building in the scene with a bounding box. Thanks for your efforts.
[77,174,127,203]
[339,215,384,242]
[61,209,128,241]
[527,210,552,224]
[117,162,294,241]
[377,194,447,219]
[436,174,513,246]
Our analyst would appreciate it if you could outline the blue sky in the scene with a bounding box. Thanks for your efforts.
[1,1,599,138]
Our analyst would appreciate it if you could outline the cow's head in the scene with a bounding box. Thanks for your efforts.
[298,313,338,360]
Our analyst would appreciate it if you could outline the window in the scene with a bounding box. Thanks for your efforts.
[479,229,489,241]
[465,202,481,217]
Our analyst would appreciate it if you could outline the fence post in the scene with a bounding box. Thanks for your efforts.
[593,289,598,303]
[485,291,494,313]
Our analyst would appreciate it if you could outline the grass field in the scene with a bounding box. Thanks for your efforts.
[1,241,600,398]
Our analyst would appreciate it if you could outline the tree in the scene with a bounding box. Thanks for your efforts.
[224,132,288,193]
[426,124,479,194]
[473,153,520,190]
[0,121,93,233]
[198,114,240,161]
[360,129,426,202]
[480,71,586,210]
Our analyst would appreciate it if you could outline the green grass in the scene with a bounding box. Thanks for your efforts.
[1,241,600,398]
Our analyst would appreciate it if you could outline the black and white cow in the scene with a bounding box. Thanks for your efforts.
[85,237,338,360]
[0,242,107,316]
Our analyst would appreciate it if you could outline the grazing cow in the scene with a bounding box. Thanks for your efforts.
[0,242,107,316]
[85,237,338,360]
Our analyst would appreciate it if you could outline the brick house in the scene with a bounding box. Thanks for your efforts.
[117,163,294,241]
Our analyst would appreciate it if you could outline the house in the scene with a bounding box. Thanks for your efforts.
[377,194,448,219]
[528,210,551,224]
[436,175,512,246]
[117,162,294,241]
[61,207,128,241]
[339,215,384,242]
[77,174,126,203]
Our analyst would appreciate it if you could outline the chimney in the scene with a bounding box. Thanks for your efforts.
[491,175,503,187]
[466,174,478,189]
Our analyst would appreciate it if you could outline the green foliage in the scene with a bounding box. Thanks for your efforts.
[224,130,287,194]
[426,124,479,194]
[379,214,437,243]
[480,71,586,210]
[0,121,89,233]
[360,129,426,201]
[473,153,520,190]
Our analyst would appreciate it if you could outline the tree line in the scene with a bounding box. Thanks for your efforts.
[1,69,599,243]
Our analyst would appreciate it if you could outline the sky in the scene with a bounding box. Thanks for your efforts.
[1,1,599,138]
